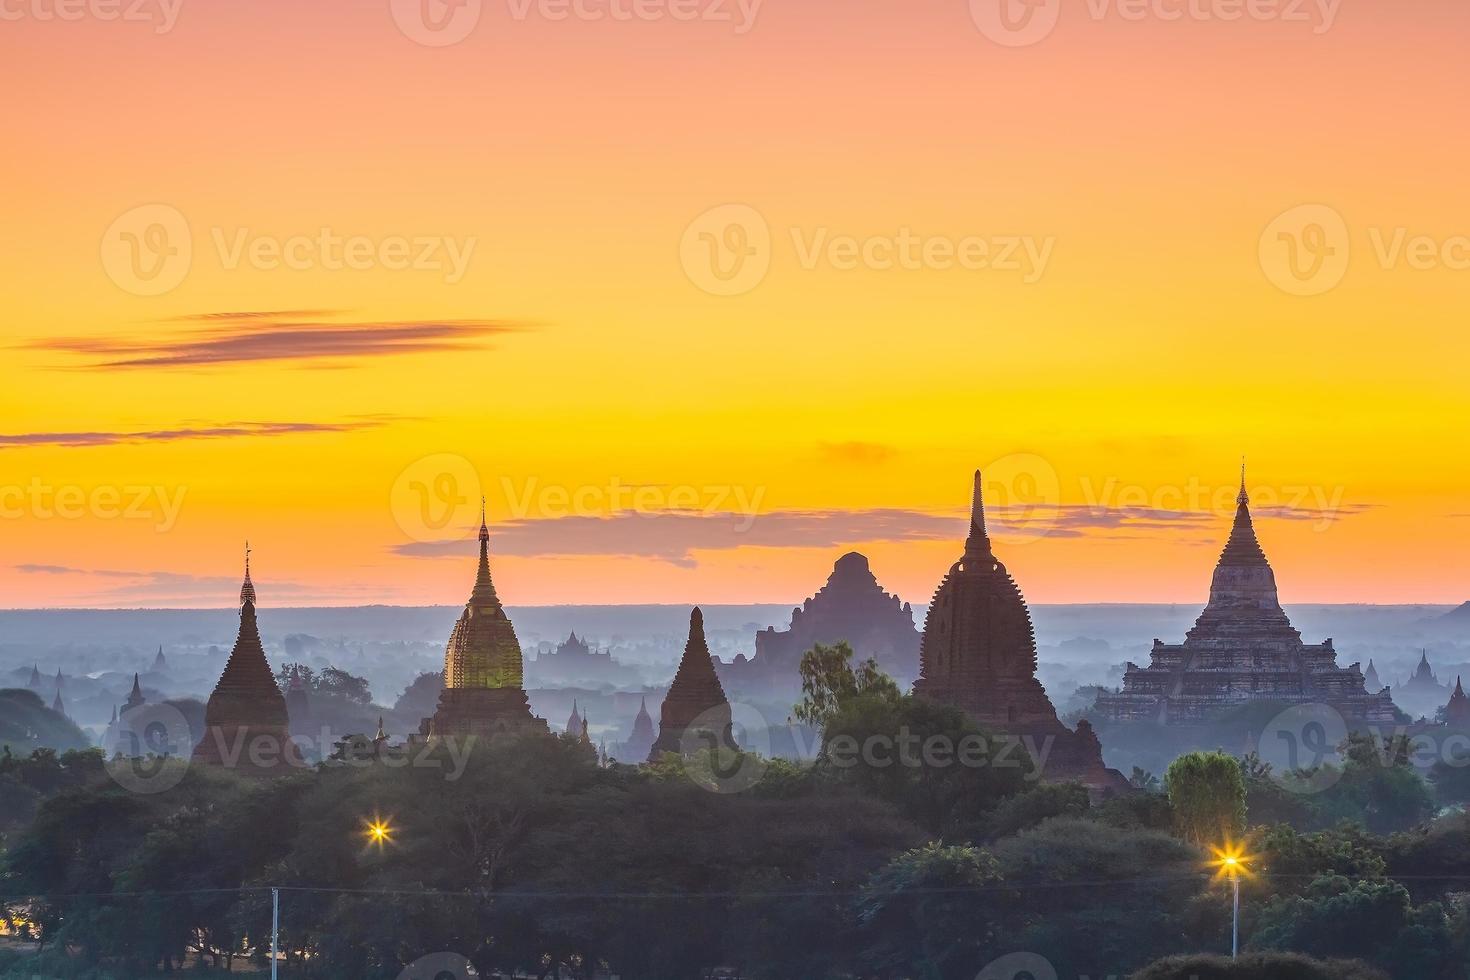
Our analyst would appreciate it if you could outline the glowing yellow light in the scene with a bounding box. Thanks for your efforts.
[365,818,393,845]
[1210,843,1252,880]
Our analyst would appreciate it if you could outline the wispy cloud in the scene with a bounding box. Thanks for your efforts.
[32,312,528,369]
[816,441,900,465]
[392,500,1380,567]
[0,418,395,448]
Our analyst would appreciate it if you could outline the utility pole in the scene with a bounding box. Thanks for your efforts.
[1231,874,1240,959]
[271,887,280,980]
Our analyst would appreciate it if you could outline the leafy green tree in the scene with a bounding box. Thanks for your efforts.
[856,842,1003,980]
[1251,874,1459,978]
[794,641,901,727]
[1164,751,1246,846]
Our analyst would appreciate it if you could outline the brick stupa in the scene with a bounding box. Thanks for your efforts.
[649,608,733,760]
[421,505,549,740]
[193,549,300,774]
[1093,469,1399,725]
[914,471,1128,794]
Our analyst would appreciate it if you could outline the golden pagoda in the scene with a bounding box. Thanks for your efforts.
[421,503,549,740]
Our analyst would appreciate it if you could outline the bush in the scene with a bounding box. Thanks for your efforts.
[1130,951,1388,980]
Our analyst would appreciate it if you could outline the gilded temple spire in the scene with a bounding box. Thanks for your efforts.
[470,497,500,607]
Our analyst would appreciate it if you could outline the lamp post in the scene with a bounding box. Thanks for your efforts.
[1211,845,1251,960]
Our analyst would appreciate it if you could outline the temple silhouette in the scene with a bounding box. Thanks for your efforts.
[649,608,734,761]
[1093,470,1399,725]
[913,471,1128,794]
[719,551,920,696]
[192,549,300,773]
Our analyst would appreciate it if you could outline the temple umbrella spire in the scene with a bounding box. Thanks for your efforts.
[470,497,500,606]
[241,541,256,607]
[964,469,995,564]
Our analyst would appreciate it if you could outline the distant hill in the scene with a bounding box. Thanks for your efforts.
[0,689,92,754]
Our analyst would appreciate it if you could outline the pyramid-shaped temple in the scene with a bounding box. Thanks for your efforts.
[914,472,1128,793]
[649,608,733,760]
[1093,471,1399,725]
[193,549,300,773]
[420,505,549,740]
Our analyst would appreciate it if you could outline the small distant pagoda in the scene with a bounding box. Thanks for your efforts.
[122,673,146,716]
[565,699,583,736]
[1364,660,1383,693]
[421,504,549,741]
[27,664,41,689]
[193,547,301,774]
[1400,651,1446,700]
[649,608,734,760]
[1093,469,1399,725]
[914,471,1128,794]
[1443,678,1470,729]
[622,695,657,762]
[152,646,168,672]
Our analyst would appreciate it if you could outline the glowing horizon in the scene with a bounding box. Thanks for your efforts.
[3,0,1467,609]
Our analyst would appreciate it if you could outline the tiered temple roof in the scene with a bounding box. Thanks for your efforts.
[649,608,733,760]
[913,472,1128,794]
[192,548,299,773]
[1093,471,1400,725]
[421,504,549,740]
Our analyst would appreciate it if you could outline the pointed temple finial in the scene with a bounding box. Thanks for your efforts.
[1238,457,1248,506]
[468,498,499,607]
[240,541,256,606]
[964,469,994,563]
[131,672,142,697]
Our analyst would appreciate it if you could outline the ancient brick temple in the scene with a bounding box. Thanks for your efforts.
[1093,472,1399,725]
[193,551,301,773]
[421,507,549,740]
[720,551,920,695]
[649,608,734,760]
[914,472,1128,793]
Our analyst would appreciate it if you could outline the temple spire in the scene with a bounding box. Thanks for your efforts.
[1218,465,1268,566]
[240,541,256,607]
[470,498,499,606]
[964,469,994,564]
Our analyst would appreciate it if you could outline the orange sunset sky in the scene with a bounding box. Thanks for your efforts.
[2,0,1468,608]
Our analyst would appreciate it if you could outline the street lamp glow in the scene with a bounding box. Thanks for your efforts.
[364,817,393,845]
